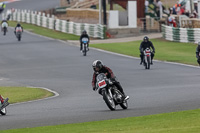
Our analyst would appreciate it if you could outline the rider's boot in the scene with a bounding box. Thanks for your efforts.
[151,60,153,65]
[124,95,129,101]
[140,60,143,65]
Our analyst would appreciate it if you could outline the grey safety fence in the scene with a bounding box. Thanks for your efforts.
[162,24,200,43]
[2,9,106,39]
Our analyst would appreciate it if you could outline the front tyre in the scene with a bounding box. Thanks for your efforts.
[103,90,116,111]
[83,44,86,56]
[0,108,7,115]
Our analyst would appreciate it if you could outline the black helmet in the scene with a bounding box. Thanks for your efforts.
[143,36,149,42]
[17,23,21,27]
[92,60,103,71]
[82,30,87,34]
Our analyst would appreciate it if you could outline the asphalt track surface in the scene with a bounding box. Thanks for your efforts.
[0,1,200,130]
[6,0,60,11]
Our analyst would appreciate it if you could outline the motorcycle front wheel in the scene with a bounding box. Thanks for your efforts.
[0,107,7,115]
[103,90,116,111]
[83,44,86,56]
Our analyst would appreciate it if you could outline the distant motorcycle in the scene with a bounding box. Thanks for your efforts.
[95,73,128,111]
[143,48,151,69]
[81,37,89,56]
[1,22,8,35]
[15,27,22,41]
[0,95,9,115]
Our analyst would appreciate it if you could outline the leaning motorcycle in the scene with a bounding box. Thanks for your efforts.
[95,73,128,111]
[81,37,89,56]
[0,95,9,115]
[1,22,8,35]
[143,48,151,69]
[15,27,22,41]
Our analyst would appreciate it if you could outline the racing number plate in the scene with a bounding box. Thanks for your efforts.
[98,80,106,87]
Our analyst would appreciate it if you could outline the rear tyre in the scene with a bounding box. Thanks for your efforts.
[114,90,128,109]
[3,27,6,35]
[18,35,21,41]
[120,100,128,109]
[147,56,150,69]
[0,108,7,115]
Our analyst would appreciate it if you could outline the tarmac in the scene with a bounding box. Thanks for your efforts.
[68,33,163,45]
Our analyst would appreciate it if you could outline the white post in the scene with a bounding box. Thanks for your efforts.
[198,0,200,18]
[99,0,102,24]
[160,5,163,19]
[128,1,137,28]
[190,0,194,13]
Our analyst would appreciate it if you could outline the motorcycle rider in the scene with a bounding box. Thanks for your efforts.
[0,2,6,14]
[1,19,8,31]
[0,95,9,110]
[139,36,155,65]
[196,42,200,66]
[80,30,90,51]
[14,23,23,35]
[92,60,129,101]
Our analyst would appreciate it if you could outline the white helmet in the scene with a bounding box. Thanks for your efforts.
[92,60,103,71]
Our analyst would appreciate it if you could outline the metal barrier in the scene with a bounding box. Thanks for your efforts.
[162,24,200,43]
[2,9,106,39]
[138,17,162,33]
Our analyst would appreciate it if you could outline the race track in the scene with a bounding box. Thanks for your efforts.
[0,1,200,130]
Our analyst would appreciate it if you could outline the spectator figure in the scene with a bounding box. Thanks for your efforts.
[172,6,177,14]
[90,3,97,9]
[168,14,176,27]
[157,0,163,18]
[179,6,185,15]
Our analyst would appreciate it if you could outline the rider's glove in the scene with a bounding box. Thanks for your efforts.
[93,87,96,91]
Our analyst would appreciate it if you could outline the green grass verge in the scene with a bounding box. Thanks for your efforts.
[1,109,200,132]
[0,86,54,104]
[8,21,80,40]
[91,38,198,66]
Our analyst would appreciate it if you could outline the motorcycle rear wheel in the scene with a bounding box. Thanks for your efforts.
[147,56,150,69]
[120,100,128,109]
[0,108,7,115]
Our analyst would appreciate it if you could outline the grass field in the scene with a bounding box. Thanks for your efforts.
[91,38,198,66]
[1,108,200,133]
[0,87,54,104]
[8,21,80,41]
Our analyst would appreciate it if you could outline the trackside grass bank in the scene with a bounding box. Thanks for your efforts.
[8,21,80,40]
[91,38,198,66]
[1,109,200,133]
[0,87,54,103]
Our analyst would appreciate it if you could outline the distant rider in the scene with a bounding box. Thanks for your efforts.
[14,23,23,35]
[139,36,155,65]
[1,19,8,31]
[0,2,6,14]
[196,42,200,66]
[92,60,129,101]
[80,30,90,51]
